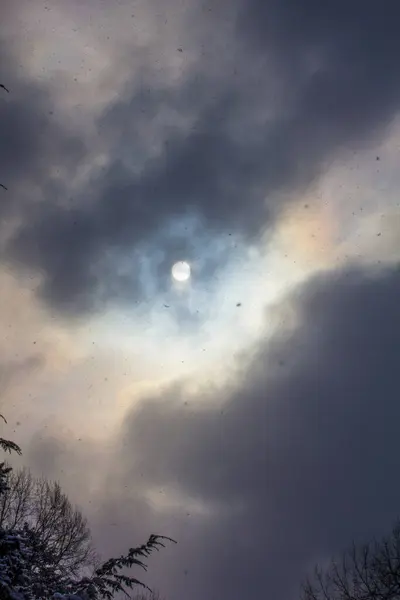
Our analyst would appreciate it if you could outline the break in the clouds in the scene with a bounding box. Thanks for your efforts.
[2,0,400,313]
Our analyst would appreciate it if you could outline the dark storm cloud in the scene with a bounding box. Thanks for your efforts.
[113,264,400,600]
[4,0,400,313]
[0,44,85,190]
[239,0,400,144]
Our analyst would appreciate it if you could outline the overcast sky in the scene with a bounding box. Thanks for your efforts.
[1,1,400,599]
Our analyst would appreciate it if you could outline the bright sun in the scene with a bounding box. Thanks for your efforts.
[172,261,191,282]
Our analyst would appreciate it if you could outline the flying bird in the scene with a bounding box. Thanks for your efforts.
[164,304,170,308]
[0,184,8,191]
[0,84,9,93]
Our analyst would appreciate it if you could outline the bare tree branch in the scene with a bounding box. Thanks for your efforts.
[302,521,400,600]
[0,467,97,578]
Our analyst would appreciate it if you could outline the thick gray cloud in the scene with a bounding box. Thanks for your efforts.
[0,44,85,201]
[109,264,400,600]
[241,0,400,137]
[2,0,400,313]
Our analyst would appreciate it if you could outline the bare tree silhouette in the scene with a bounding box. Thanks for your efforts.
[302,521,400,600]
[0,416,176,599]
[0,467,97,577]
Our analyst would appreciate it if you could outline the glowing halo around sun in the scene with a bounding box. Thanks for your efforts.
[171,261,191,282]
